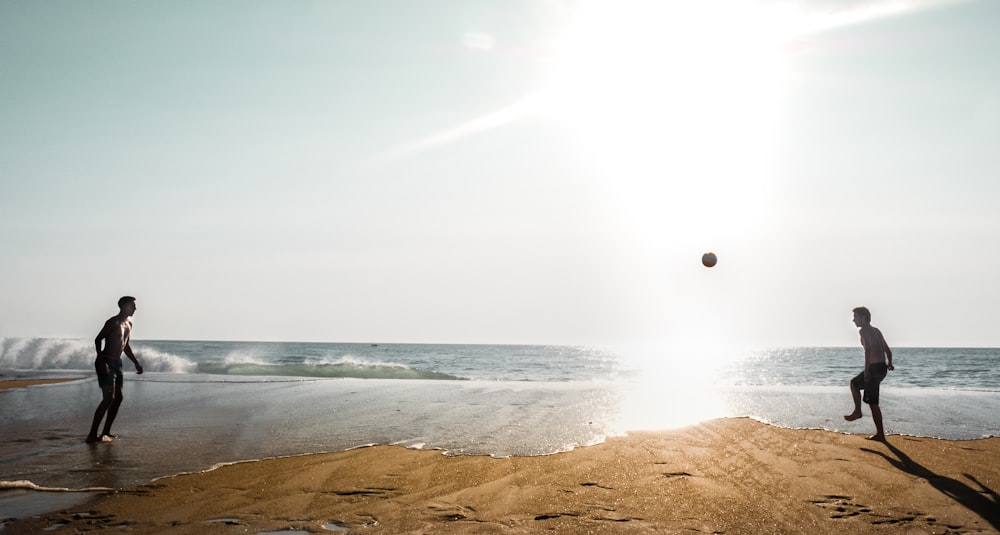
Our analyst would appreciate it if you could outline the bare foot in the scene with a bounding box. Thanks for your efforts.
[100,434,115,442]
[868,434,887,442]
[843,412,862,422]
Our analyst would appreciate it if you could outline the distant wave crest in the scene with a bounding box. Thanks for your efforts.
[197,356,464,381]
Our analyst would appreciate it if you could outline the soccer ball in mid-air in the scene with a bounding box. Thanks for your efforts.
[702,252,717,268]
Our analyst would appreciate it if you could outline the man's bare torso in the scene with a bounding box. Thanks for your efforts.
[859,325,888,367]
[100,316,132,359]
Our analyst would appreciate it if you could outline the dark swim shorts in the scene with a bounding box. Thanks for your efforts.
[851,363,888,405]
[95,357,124,389]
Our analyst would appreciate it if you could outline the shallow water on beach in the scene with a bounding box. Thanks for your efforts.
[2,341,998,519]
[2,376,997,488]
[0,378,619,494]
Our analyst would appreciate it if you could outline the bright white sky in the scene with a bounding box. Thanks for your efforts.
[2,0,998,348]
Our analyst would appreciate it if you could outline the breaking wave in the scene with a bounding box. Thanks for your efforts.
[0,337,194,373]
[0,338,462,381]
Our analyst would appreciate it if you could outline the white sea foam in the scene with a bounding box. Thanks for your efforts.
[307,354,416,371]
[0,337,195,373]
[325,358,433,378]
[186,349,463,380]
[133,346,197,373]
[221,351,269,366]
[0,338,94,371]
[0,480,113,492]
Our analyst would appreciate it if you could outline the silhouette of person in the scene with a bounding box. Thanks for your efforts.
[87,296,143,443]
[844,306,894,441]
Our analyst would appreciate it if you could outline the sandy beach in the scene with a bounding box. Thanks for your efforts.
[2,417,997,534]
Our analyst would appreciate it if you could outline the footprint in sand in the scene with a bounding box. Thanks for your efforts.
[809,495,958,530]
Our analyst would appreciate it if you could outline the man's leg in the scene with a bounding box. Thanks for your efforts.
[844,378,863,421]
[101,386,124,438]
[869,404,886,441]
[87,387,114,442]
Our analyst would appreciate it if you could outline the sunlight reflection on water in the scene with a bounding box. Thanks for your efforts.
[611,343,750,431]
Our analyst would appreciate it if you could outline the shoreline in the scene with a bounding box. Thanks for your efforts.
[0,378,82,392]
[2,418,997,534]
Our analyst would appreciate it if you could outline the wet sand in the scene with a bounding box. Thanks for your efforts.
[0,378,81,392]
[2,418,997,534]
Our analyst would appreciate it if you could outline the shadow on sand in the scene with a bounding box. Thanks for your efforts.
[863,440,999,530]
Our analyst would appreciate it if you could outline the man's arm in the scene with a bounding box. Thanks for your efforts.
[878,328,894,370]
[95,320,111,373]
[860,327,881,380]
[95,322,109,354]
[123,322,143,374]
[123,343,142,374]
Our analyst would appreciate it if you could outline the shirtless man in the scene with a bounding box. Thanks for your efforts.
[87,296,143,443]
[843,306,894,441]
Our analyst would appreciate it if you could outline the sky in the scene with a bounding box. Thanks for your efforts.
[2,0,998,348]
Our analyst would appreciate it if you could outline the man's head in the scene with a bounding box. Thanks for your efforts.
[852,306,871,327]
[118,296,137,316]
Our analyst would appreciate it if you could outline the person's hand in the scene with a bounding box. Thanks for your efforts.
[136,364,144,375]
[887,363,895,371]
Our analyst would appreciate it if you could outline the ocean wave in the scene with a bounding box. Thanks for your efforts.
[0,339,462,380]
[195,358,464,381]
[0,338,195,373]
[0,338,94,371]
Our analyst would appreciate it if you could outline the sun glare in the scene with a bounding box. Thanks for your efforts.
[372,0,944,258]
[612,341,745,431]
[539,0,790,245]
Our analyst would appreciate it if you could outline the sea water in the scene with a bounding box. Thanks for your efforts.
[1,339,998,517]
